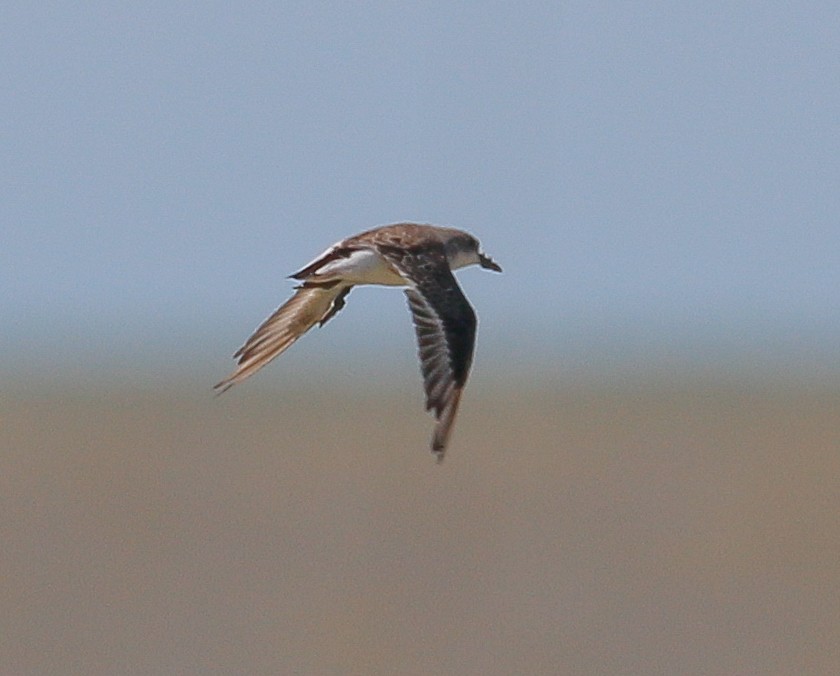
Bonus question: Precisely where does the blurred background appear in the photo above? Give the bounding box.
[2,2,838,674]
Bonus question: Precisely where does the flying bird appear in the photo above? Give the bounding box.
[215,223,502,461]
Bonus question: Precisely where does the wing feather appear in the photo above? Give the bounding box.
[385,244,477,460]
[215,284,352,392]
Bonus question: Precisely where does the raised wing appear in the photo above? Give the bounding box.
[215,283,352,392]
[381,244,477,460]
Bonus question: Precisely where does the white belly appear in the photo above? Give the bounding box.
[314,249,407,286]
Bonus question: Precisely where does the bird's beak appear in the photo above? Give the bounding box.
[479,253,502,272]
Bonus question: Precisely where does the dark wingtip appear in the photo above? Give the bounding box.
[431,439,446,463]
[213,379,233,396]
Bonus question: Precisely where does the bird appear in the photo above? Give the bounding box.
[215,223,502,461]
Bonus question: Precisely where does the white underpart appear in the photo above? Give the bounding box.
[314,248,407,286]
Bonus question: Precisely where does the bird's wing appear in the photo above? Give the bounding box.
[380,244,477,460]
[214,283,352,392]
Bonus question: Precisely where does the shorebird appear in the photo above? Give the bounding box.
[215,223,502,461]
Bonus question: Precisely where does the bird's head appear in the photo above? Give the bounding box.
[445,231,503,273]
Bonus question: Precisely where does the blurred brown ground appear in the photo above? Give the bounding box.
[2,376,838,675]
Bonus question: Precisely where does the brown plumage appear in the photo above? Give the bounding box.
[215,223,501,460]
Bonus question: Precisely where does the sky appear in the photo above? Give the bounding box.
[3,2,839,379]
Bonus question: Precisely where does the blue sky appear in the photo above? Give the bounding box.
[3,2,838,378]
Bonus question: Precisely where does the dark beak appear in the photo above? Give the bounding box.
[479,253,502,272]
